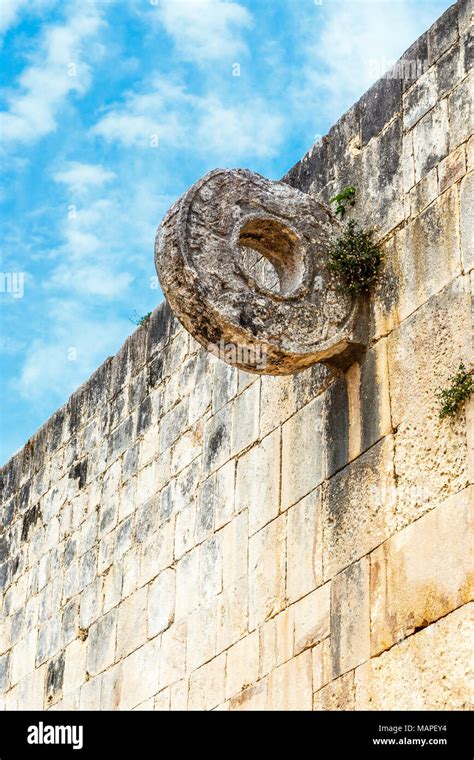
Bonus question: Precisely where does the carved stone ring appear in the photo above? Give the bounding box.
[155,169,366,375]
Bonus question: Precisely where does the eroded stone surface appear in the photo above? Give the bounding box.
[155,169,365,374]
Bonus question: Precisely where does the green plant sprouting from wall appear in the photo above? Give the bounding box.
[329,186,356,219]
[130,310,152,327]
[328,219,383,294]
[436,362,474,419]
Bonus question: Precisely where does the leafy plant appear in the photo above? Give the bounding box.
[129,310,152,327]
[329,186,356,219]
[328,220,383,294]
[436,362,473,419]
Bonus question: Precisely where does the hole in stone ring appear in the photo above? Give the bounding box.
[238,217,306,297]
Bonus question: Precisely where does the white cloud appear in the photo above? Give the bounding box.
[0,3,103,143]
[53,162,116,194]
[300,0,446,122]
[17,300,129,401]
[92,80,284,160]
[153,0,252,62]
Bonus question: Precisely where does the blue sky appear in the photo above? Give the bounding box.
[0,0,451,464]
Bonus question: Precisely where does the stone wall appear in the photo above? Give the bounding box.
[0,0,472,711]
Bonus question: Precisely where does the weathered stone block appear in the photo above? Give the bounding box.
[438,145,466,194]
[249,515,286,630]
[371,488,473,655]
[323,437,396,580]
[448,72,473,150]
[116,586,147,661]
[148,567,175,637]
[355,604,473,710]
[427,2,458,64]
[313,671,355,710]
[267,651,312,710]
[235,430,280,535]
[281,397,324,510]
[403,67,437,130]
[86,608,117,677]
[460,171,474,273]
[231,382,260,456]
[120,636,160,710]
[294,584,330,655]
[388,278,470,523]
[331,557,370,678]
[160,620,186,689]
[286,488,322,603]
[202,404,231,476]
[188,653,226,710]
[225,630,259,699]
[216,577,248,653]
[413,99,449,181]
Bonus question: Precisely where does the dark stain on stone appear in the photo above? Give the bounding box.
[0,561,10,592]
[0,536,9,563]
[146,300,174,359]
[208,425,225,465]
[377,264,399,314]
[148,354,164,389]
[325,375,349,478]
[136,396,152,436]
[69,458,88,489]
[21,504,41,542]
[46,652,65,701]
[17,481,31,513]
[360,350,380,454]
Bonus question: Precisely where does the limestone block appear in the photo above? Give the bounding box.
[159,620,186,689]
[186,603,216,672]
[63,639,87,696]
[231,382,260,456]
[79,674,102,710]
[175,548,200,619]
[313,671,355,710]
[286,489,322,603]
[148,567,175,637]
[311,638,331,693]
[379,187,460,330]
[322,437,396,580]
[294,584,330,655]
[225,630,259,699]
[460,171,474,273]
[153,689,169,711]
[355,604,473,710]
[11,630,36,686]
[331,558,370,678]
[221,510,248,589]
[174,503,196,560]
[229,680,267,711]
[448,71,474,150]
[438,145,466,194]
[267,651,312,710]
[138,516,174,587]
[216,577,248,653]
[403,67,437,130]
[120,636,160,710]
[170,679,188,710]
[212,357,238,413]
[199,535,222,600]
[259,609,294,678]
[427,2,458,64]
[249,515,286,630]
[370,488,473,655]
[409,167,438,217]
[202,404,232,476]
[235,430,280,535]
[388,278,470,523]
[413,99,449,181]
[281,397,324,510]
[86,608,117,677]
[116,586,147,661]
[188,653,226,711]
[100,663,122,710]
